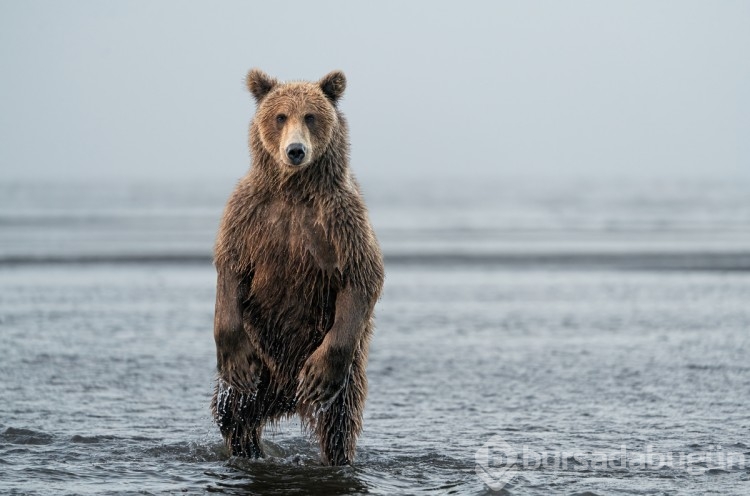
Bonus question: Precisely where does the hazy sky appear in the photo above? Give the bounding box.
[1,1,748,181]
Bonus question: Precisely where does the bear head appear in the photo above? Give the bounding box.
[246,68,346,169]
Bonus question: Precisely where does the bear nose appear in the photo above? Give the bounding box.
[286,143,307,165]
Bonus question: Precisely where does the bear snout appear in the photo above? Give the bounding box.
[286,143,307,166]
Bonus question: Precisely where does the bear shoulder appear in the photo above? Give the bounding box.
[323,181,384,298]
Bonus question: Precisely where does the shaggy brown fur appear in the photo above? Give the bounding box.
[211,69,384,466]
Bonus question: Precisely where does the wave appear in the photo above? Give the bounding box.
[2,251,750,271]
[1,427,54,445]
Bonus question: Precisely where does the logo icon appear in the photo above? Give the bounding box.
[475,434,518,491]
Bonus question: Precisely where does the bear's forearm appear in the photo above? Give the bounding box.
[323,284,371,359]
[213,265,246,369]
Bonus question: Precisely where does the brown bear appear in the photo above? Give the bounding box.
[211,68,384,466]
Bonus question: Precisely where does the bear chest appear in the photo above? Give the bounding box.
[251,199,339,279]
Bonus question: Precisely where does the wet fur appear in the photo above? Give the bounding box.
[211,69,384,465]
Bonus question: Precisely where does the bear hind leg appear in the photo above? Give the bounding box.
[314,353,367,466]
[212,378,265,458]
[227,421,263,458]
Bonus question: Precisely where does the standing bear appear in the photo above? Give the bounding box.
[211,69,384,466]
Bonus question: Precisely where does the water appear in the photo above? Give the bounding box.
[1,176,749,494]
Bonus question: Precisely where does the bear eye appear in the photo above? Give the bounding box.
[304,114,315,125]
[276,114,287,125]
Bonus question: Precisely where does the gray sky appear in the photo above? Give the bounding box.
[1,1,748,182]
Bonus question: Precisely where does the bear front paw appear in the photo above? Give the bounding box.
[219,356,263,396]
[296,346,351,412]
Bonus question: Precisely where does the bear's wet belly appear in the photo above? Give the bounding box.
[241,200,340,378]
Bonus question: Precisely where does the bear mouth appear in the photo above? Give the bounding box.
[281,159,309,169]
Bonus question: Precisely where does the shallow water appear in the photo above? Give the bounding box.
[1,178,750,494]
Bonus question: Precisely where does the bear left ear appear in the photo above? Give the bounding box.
[319,70,346,103]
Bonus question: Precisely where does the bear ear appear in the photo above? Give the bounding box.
[318,70,346,103]
[246,68,278,102]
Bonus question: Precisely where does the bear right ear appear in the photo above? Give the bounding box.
[319,70,346,103]
[246,68,278,102]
